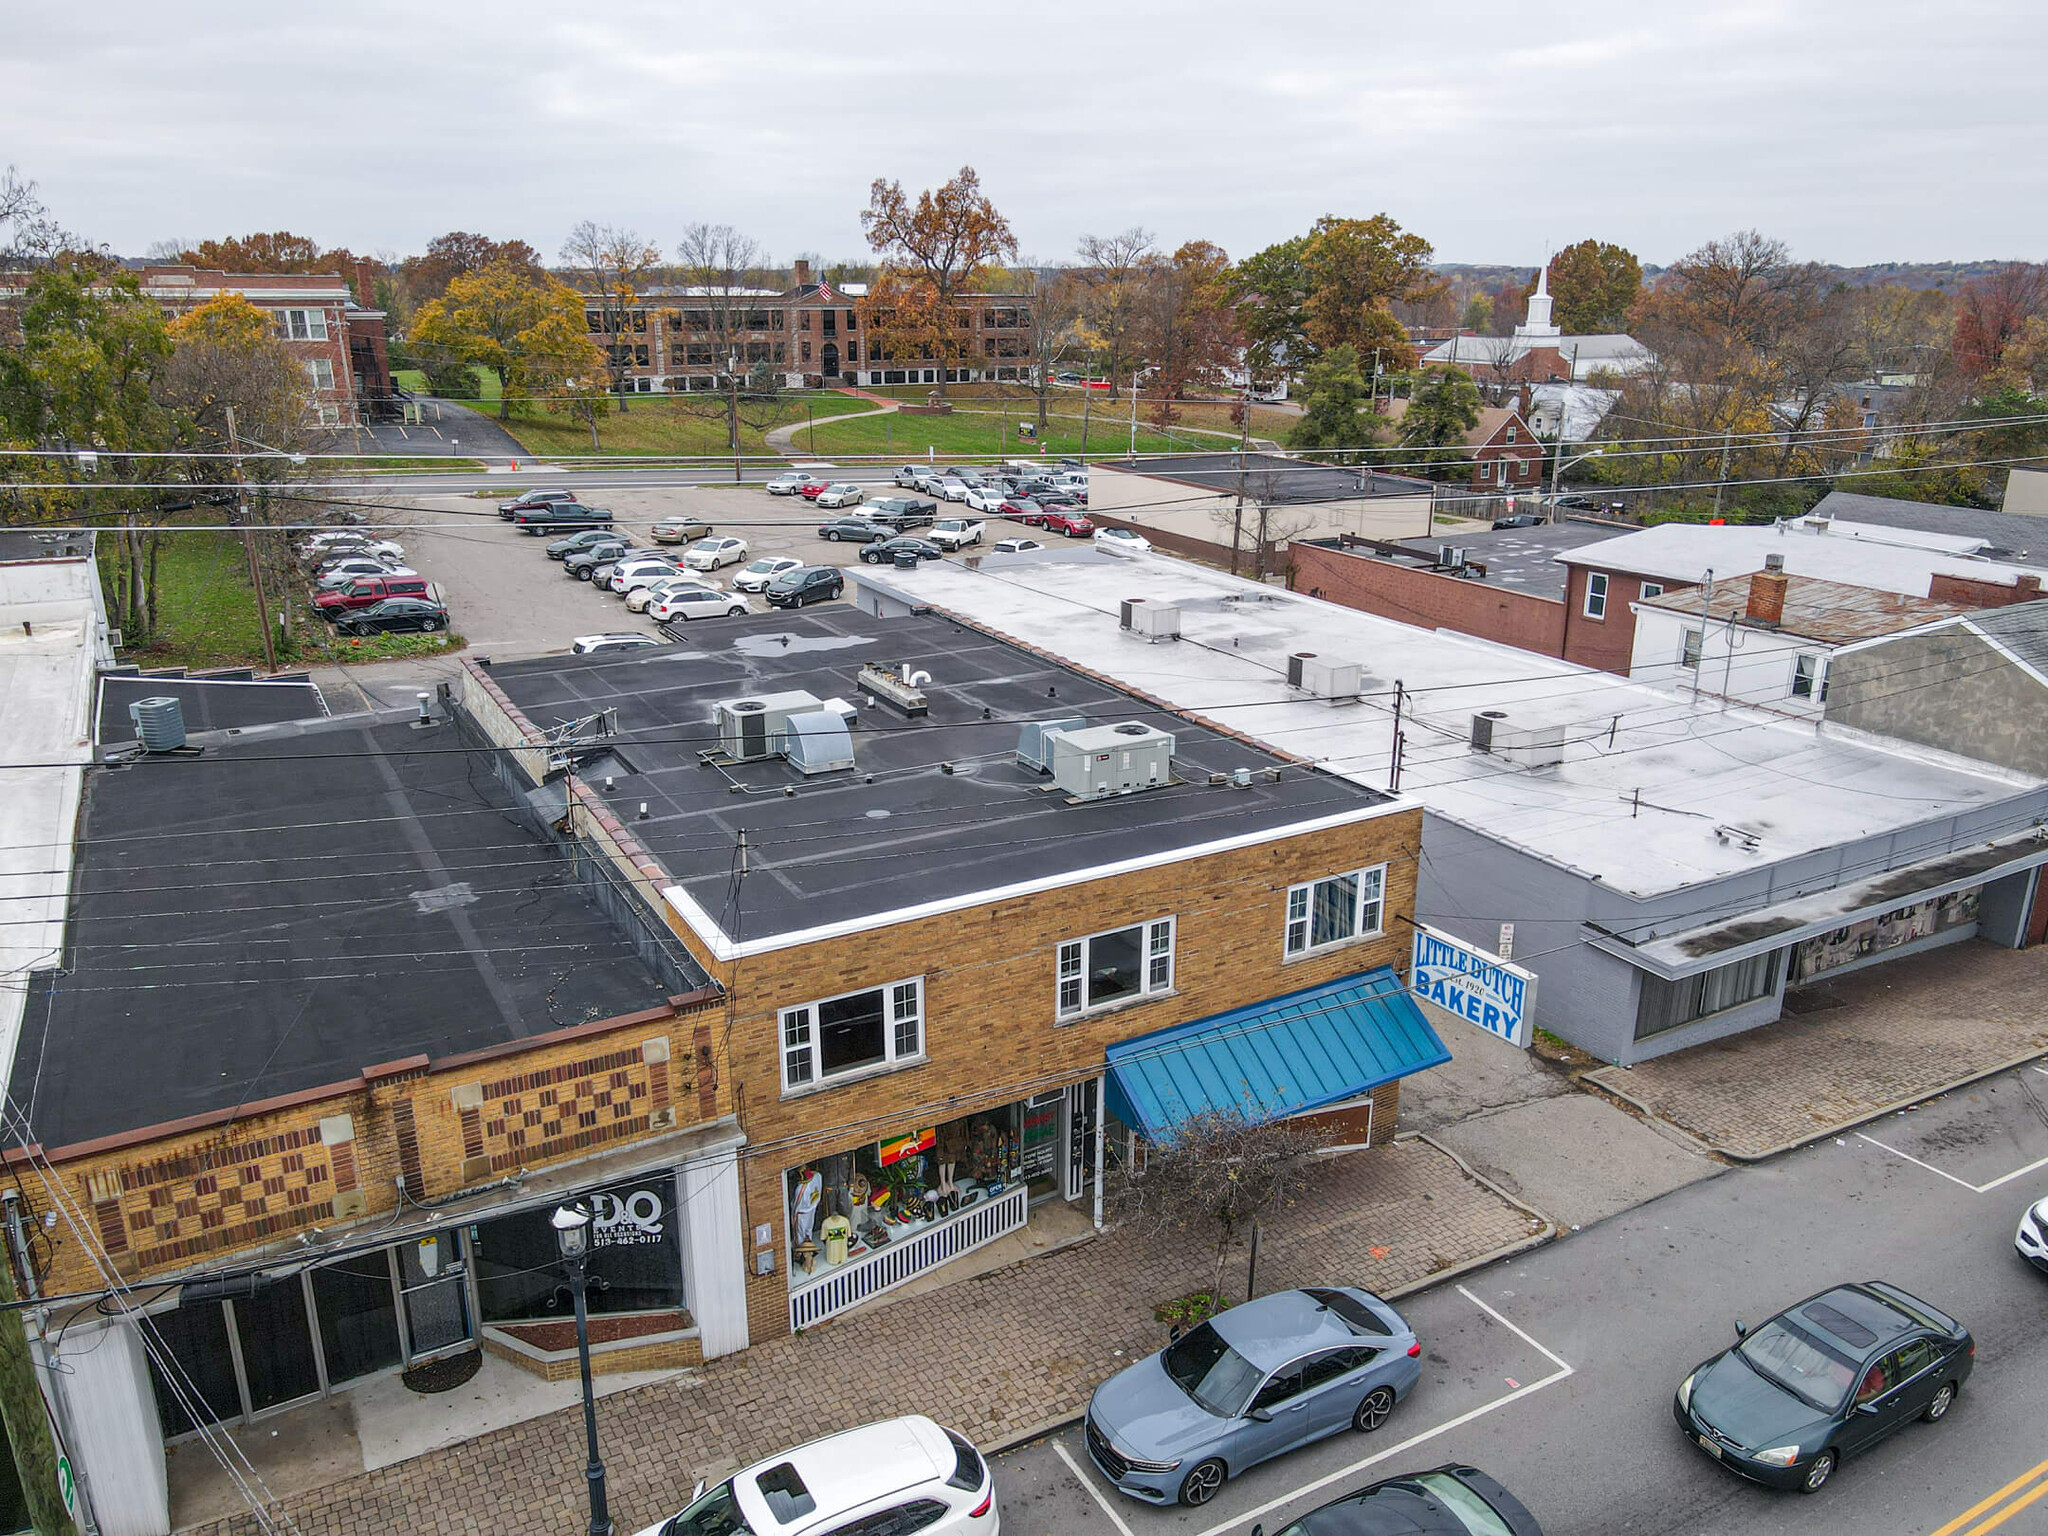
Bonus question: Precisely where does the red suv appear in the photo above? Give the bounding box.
[315,573,432,618]
[1039,509,1094,537]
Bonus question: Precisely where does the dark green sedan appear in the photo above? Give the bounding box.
[1673,1281,1972,1494]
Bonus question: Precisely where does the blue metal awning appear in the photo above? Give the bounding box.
[1103,968,1450,1142]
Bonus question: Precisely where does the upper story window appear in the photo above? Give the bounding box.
[1284,865,1386,958]
[781,978,924,1092]
[1792,652,1829,701]
[1680,628,1704,669]
[1057,918,1174,1021]
[275,308,328,342]
[304,358,335,391]
[1640,582,1665,599]
[1583,571,1609,619]
[1505,423,1518,443]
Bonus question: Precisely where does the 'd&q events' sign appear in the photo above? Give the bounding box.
[1411,925,1536,1048]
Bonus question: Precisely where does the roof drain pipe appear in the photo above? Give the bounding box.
[902,664,932,687]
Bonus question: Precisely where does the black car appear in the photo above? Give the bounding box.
[514,502,612,533]
[1249,1466,1540,1536]
[818,518,889,543]
[1491,513,1545,529]
[764,566,845,609]
[859,537,944,565]
[1674,1281,1972,1495]
[547,528,620,560]
[332,598,450,637]
[497,488,579,520]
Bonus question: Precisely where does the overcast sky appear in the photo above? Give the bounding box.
[4,0,2041,271]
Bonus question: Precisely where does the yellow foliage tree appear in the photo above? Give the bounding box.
[409,260,605,420]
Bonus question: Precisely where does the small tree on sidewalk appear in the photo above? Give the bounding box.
[1108,1104,1323,1302]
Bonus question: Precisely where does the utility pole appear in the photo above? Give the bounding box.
[0,1196,78,1536]
[4,1194,88,1536]
[1692,568,1714,703]
[1080,378,1093,455]
[224,406,278,675]
[1390,679,1406,792]
[727,356,742,485]
[1128,369,1139,461]
[1228,387,1252,576]
[1710,426,1734,521]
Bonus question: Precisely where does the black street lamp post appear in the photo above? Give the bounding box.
[552,1203,614,1536]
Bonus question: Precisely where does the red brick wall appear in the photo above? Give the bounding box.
[1290,541,1567,656]
[1929,571,2045,607]
[1560,566,1697,674]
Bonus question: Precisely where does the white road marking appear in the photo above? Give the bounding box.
[1052,1441,1138,1536]
[1856,1132,2048,1195]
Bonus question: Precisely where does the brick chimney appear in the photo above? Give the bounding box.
[1746,553,1788,627]
[2018,574,2042,600]
[792,258,812,288]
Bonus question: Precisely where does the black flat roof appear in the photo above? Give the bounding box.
[1391,521,1624,600]
[16,717,683,1150]
[97,674,328,745]
[483,610,1391,946]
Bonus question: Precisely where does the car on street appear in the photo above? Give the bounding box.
[2016,1194,2048,1273]
[1674,1280,1973,1494]
[650,587,750,623]
[563,540,632,578]
[570,633,660,656]
[859,537,945,565]
[1247,1465,1543,1536]
[930,518,984,551]
[626,574,719,613]
[651,515,714,544]
[514,502,612,533]
[331,597,450,637]
[818,517,889,544]
[992,538,1043,554]
[1039,509,1094,537]
[765,566,845,609]
[1095,527,1152,555]
[497,488,578,520]
[627,1415,996,1536]
[814,483,866,509]
[547,529,622,560]
[732,556,804,592]
[796,474,832,500]
[607,557,684,594]
[686,536,750,571]
[1089,1287,1422,1506]
[765,471,807,495]
[1491,513,1545,530]
[864,496,939,532]
[962,486,1005,514]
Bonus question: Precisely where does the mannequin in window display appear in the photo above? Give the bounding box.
[934,1120,969,1214]
[790,1165,823,1246]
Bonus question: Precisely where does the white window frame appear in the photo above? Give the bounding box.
[1284,864,1388,958]
[1640,582,1665,599]
[1680,628,1704,669]
[1055,918,1175,1022]
[1792,652,1828,701]
[305,357,335,392]
[277,307,329,342]
[779,976,925,1092]
[1583,571,1609,619]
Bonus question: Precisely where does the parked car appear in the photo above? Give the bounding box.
[1039,509,1095,537]
[626,574,719,613]
[2017,1194,2048,1273]
[548,528,623,560]
[607,557,685,594]
[331,597,450,637]
[765,566,845,609]
[796,474,832,500]
[992,538,1043,554]
[1491,513,1545,530]
[932,476,970,501]
[497,488,578,520]
[864,496,939,532]
[860,537,945,565]
[894,465,926,488]
[686,536,750,571]
[962,486,1005,514]
[732,556,803,592]
[815,483,866,510]
[1087,1287,1422,1507]
[314,558,414,588]
[301,533,403,563]
[514,502,612,533]
[563,540,633,579]
[651,515,713,544]
[818,517,890,544]
[1674,1281,1973,1494]
[1552,494,1597,512]
[1095,527,1152,555]
[650,587,750,623]
[930,518,985,551]
[765,471,807,496]
[314,574,433,618]
[570,633,660,655]
[1250,1466,1542,1536]
[907,465,941,491]
[998,497,1044,522]
[627,1416,996,1536]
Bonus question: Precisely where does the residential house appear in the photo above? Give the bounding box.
[1383,402,1545,496]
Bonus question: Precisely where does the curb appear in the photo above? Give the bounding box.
[1587,1044,2048,1164]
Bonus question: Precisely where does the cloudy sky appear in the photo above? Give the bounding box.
[4,0,2040,270]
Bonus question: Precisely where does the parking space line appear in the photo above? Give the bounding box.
[1052,1441,1139,1536]
[1185,1287,1574,1536]
[1856,1132,2048,1194]
[1972,1151,2048,1193]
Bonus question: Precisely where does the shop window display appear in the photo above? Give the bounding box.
[787,1107,1024,1282]
[471,1177,685,1321]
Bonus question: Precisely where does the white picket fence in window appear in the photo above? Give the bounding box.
[789,1184,1029,1332]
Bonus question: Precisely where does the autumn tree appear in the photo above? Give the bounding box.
[1949,264,2048,380]
[1075,228,1155,398]
[1460,293,1494,334]
[855,268,953,383]
[1546,240,1642,333]
[1135,241,1239,423]
[560,222,662,409]
[1234,214,1433,379]
[400,231,543,306]
[409,260,607,420]
[860,165,1017,401]
[1024,267,1086,439]
[0,166,84,269]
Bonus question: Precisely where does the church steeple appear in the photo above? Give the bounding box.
[1514,258,1559,340]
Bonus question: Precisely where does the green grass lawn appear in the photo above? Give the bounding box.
[498,392,868,458]
[795,404,1235,461]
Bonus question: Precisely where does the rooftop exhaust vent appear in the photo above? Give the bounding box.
[715,691,823,761]
[1048,722,1176,802]
[1016,716,1087,772]
[129,696,187,752]
[1119,598,1181,642]
[779,710,857,775]
[856,661,930,716]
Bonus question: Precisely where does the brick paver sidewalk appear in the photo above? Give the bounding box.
[192,1139,1540,1536]
[1589,940,2048,1158]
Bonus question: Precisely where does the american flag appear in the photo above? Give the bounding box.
[817,279,838,302]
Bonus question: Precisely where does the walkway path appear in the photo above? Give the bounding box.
[764,396,897,458]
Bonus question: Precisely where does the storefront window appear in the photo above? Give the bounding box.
[1791,887,1979,983]
[313,1254,402,1385]
[142,1299,242,1436]
[1635,951,1781,1039]
[472,1178,685,1322]
[235,1278,322,1412]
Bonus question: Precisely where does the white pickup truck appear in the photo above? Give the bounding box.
[929,517,985,551]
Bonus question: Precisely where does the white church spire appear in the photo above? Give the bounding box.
[1514,256,1560,340]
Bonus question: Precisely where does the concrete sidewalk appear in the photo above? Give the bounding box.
[186,1139,1542,1535]
[1588,940,2048,1159]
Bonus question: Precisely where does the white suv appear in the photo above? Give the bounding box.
[634,1416,996,1536]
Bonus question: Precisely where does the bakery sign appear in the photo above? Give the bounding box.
[588,1187,667,1247]
[1411,925,1536,1049]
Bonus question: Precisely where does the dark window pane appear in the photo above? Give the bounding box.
[1251,1364,1306,1411]
[313,1255,402,1384]
[474,1181,684,1321]
[142,1300,241,1436]
[234,1279,321,1412]
[1086,927,1143,1007]
[819,989,886,1076]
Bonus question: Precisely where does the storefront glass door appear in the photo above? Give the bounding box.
[398,1231,473,1361]
[231,1279,322,1413]
[312,1253,404,1385]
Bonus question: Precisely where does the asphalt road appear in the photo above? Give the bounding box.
[991,1066,2048,1536]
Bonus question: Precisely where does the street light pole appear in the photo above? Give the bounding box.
[552,1204,613,1536]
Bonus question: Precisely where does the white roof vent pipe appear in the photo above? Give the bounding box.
[901,663,933,687]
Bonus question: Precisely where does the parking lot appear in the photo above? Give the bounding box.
[366,477,1080,659]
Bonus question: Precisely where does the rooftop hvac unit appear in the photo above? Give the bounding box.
[1469,710,1565,770]
[129,696,187,752]
[1016,716,1087,773]
[1049,722,1176,801]
[1437,546,1468,570]
[1291,654,1362,700]
[716,690,823,762]
[778,710,856,775]
[1119,599,1181,642]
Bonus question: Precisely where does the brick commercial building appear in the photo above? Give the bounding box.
[463,608,1441,1346]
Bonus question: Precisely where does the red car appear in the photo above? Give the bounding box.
[1039,510,1095,537]
[797,475,832,500]
[998,497,1044,524]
